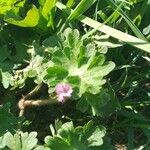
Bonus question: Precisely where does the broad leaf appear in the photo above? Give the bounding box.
[0,103,22,136]
[5,6,39,27]
[0,45,10,63]
[45,136,72,150]
[88,126,106,146]
[0,136,5,149]
[3,131,38,150]
[0,0,25,15]
[45,121,106,149]
[0,71,13,89]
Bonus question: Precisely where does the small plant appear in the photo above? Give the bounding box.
[9,28,115,116]
[0,121,106,150]
[0,0,150,149]
[45,121,106,150]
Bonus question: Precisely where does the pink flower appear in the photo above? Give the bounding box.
[55,83,73,103]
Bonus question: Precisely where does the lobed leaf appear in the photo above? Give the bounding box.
[2,131,38,150]
[45,121,106,149]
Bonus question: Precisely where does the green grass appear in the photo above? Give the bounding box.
[0,0,150,149]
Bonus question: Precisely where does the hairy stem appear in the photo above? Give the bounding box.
[18,84,56,117]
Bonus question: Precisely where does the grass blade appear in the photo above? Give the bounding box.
[106,0,147,41]
[56,1,150,53]
[68,0,97,21]
[66,0,75,8]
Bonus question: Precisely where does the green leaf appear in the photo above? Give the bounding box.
[0,45,10,63]
[45,66,68,80]
[0,103,22,137]
[68,0,97,21]
[66,76,81,86]
[0,0,25,15]
[78,61,115,95]
[0,135,5,149]
[26,69,37,78]
[143,24,150,35]
[54,119,63,133]
[45,121,106,149]
[106,0,146,41]
[46,28,115,96]
[66,0,75,8]
[38,0,46,6]
[94,34,123,48]
[43,35,59,47]
[63,28,81,49]
[45,136,71,150]
[42,0,57,28]
[88,126,106,146]
[0,71,13,89]
[57,122,74,139]
[85,90,111,116]
[56,2,150,53]
[3,131,38,150]
[5,6,39,27]
[76,98,89,113]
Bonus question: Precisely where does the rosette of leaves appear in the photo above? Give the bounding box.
[45,121,106,150]
[44,28,115,97]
